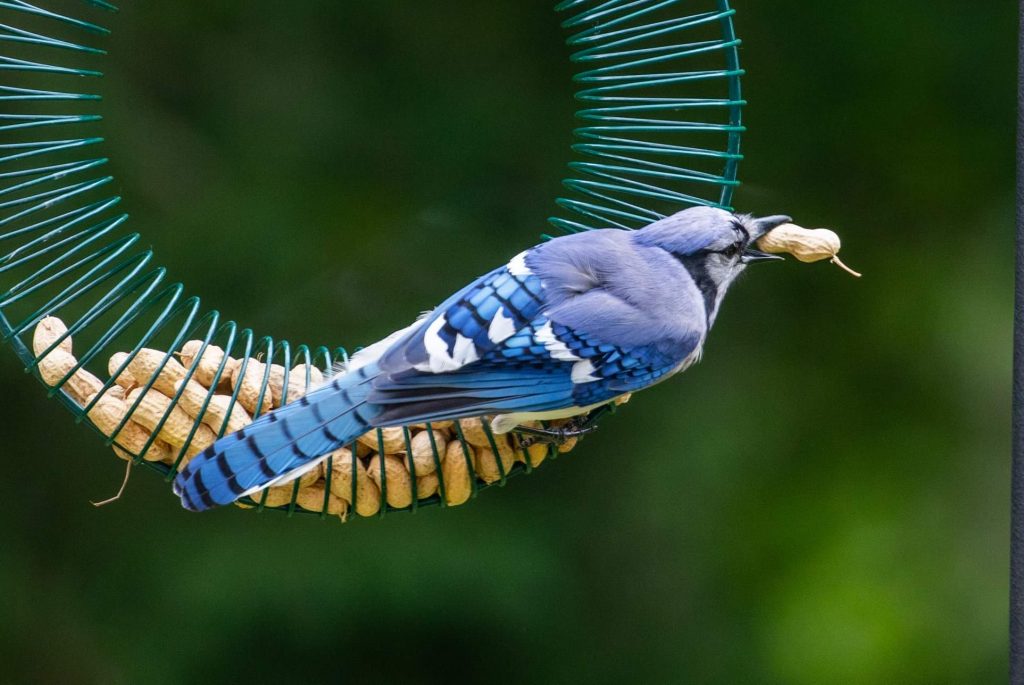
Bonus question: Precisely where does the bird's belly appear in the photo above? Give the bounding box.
[489,400,619,434]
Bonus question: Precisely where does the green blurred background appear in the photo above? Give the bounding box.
[0,1,1015,683]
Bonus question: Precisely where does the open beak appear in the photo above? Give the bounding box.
[750,214,793,240]
[742,248,784,264]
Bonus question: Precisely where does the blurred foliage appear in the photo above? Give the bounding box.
[0,1,1014,683]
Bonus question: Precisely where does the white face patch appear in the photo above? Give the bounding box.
[508,251,532,277]
[488,306,517,344]
[416,316,480,373]
[535,320,579,361]
[704,254,744,326]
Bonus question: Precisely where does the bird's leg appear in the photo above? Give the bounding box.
[512,414,600,448]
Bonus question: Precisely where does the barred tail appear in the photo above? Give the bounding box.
[173,363,380,511]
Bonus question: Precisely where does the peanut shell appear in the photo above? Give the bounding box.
[295,481,348,517]
[442,440,474,506]
[357,426,407,455]
[38,349,103,405]
[32,316,72,357]
[515,440,550,468]
[230,359,271,415]
[416,471,440,500]
[107,352,137,392]
[273,364,325,406]
[474,445,514,485]
[457,417,494,448]
[367,454,414,509]
[178,340,231,388]
[173,378,252,436]
[125,348,188,397]
[125,387,216,455]
[757,223,861,277]
[85,392,171,463]
[325,448,381,517]
[558,436,578,453]
[402,429,446,476]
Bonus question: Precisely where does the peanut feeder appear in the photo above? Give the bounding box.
[34,317,572,519]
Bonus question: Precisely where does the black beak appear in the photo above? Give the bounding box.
[750,214,793,240]
[742,248,784,264]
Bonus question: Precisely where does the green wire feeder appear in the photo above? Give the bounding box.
[0,0,745,520]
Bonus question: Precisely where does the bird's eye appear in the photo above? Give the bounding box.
[721,243,741,258]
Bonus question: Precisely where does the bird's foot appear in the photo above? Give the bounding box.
[512,416,598,448]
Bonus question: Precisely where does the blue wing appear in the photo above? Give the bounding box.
[379,253,546,374]
[367,238,703,425]
[370,315,699,425]
[366,313,696,423]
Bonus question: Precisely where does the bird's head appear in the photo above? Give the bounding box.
[632,206,791,322]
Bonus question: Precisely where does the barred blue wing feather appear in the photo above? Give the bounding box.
[174,364,382,511]
[379,253,546,373]
[370,315,702,425]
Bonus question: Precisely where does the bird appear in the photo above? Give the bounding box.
[173,206,791,511]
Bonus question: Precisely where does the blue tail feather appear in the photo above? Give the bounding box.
[173,363,381,511]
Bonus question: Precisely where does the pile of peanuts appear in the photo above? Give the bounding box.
[32,317,577,519]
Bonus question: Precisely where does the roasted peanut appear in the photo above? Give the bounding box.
[125,348,188,396]
[757,223,861,277]
[295,480,348,517]
[457,417,494,448]
[474,445,515,485]
[515,440,551,468]
[85,392,171,463]
[230,359,272,415]
[357,426,407,455]
[273,364,325,406]
[248,469,320,506]
[409,420,454,432]
[173,379,252,436]
[402,429,446,476]
[256,483,298,508]
[416,471,440,499]
[442,440,474,506]
[367,454,414,509]
[178,340,232,388]
[125,387,216,455]
[32,316,72,357]
[108,352,137,392]
[325,448,381,517]
[38,349,103,405]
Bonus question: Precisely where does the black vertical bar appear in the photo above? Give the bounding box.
[1013,0,1024,680]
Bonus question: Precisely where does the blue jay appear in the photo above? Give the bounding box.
[174,207,791,511]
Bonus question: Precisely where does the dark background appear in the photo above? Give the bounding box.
[0,1,1015,683]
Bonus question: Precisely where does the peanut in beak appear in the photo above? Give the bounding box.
[756,223,861,278]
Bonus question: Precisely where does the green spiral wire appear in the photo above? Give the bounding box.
[0,0,743,520]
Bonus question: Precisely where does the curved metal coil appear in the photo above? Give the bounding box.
[551,0,743,233]
[0,0,743,520]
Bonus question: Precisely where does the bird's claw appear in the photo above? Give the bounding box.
[512,417,599,448]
